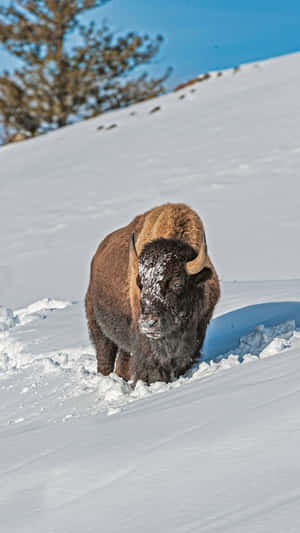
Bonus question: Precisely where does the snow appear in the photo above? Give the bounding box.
[1,52,300,532]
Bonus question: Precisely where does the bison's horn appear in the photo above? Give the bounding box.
[185,232,208,275]
[129,232,138,269]
[130,232,138,257]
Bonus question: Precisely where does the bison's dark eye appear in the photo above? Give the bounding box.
[136,275,143,290]
[170,280,184,291]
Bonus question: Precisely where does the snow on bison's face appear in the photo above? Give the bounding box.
[134,238,212,340]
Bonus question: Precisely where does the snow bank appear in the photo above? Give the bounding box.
[0,298,73,371]
[16,297,72,325]
[94,319,295,414]
[0,296,296,416]
[0,306,18,331]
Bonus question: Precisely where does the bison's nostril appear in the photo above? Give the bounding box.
[147,318,158,328]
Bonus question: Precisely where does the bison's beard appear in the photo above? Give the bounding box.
[139,310,192,341]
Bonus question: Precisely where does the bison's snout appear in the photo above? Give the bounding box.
[145,317,158,328]
[139,315,161,339]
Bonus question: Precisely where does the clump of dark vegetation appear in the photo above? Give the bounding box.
[149,105,161,114]
[174,73,211,92]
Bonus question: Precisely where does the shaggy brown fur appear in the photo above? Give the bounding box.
[85,203,220,384]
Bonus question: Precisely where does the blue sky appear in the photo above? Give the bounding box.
[0,0,300,88]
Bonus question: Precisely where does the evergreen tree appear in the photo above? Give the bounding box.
[0,0,170,143]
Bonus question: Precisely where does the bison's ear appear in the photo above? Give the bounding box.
[193,266,213,285]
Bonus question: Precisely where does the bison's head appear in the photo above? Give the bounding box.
[130,234,212,340]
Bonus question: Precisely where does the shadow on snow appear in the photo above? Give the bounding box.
[203,301,300,361]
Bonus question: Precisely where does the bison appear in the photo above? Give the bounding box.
[85,203,220,384]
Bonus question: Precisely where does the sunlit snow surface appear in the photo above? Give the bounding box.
[1,285,300,418]
[1,53,300,532]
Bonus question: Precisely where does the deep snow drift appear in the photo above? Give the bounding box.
[1,53,300,532]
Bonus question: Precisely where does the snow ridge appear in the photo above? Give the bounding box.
[0,298,296,417]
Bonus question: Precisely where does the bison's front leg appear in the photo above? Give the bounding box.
[95,330,118,375]
[86,292,117,375]
[115,349,132,381]
[131,354,164,385]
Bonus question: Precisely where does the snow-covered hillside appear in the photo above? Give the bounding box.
[1,53,300,532]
